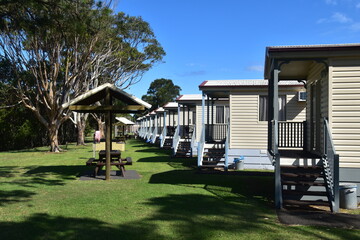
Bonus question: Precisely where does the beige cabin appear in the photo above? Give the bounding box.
[198,79,306,170]
[265,43,360,211]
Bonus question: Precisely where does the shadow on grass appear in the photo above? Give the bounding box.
[25,165,90,180]
[0,190,36,207]
[0,197,358,240]
[138,156,197,170]
[135,148,171,154]
[149,169,275,204]
[1,165,90,189]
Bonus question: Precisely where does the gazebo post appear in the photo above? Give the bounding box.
[105,89,112,181]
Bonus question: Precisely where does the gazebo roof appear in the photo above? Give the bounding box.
[63,83,151,113]
[115,117,135,125]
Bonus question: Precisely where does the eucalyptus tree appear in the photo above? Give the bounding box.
[73,11,166,144]
[0,0,165,150]
[0,0,114,151]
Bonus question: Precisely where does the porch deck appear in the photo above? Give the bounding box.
[279,150,321,160]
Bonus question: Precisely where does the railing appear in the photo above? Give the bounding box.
[140,127,146,138]
[278,121,306,149]
[151,126,157,144]
[157,126,163,135]
[147,127,154,141]
[197,126,205,167]
[190,125,196,155]
[205,123,227,142]
[323,118,339,213]
[179,125,192,139]
[160,125,167,148]
[166,126,176,136]
[224,124,229,170]
[172,125,180,155]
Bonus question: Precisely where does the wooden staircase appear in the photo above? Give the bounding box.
[174,140,192,158]
[201,144,225,170]
[163,138,173,149]
[281,164,331,208]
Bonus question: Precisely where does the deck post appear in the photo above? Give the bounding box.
[333,154,340,212]
[269,66,282,209]
[207,94,210,142]
[105,88,112,181]
[202,93,206,143]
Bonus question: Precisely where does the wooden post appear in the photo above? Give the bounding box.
[105,88,112,181]
[202,93,205,142]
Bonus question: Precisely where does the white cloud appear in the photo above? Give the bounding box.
[332,12,352,23]
[317,12,352,24]
[246,65,263,72]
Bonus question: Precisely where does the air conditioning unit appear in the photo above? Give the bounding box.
[298,91,307,102]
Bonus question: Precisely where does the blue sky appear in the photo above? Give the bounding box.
[116,0,360,99]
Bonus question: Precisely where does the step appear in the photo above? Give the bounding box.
[177,150,191,154]
[283,199,330,207]
[281,165,323,170]
[282,190,328,196]
[203,160,225,164]
[281,172,324,178]
[200,165,225,168]
[282,180,326,186]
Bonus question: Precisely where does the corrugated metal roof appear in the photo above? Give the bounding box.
[267,43,360,50]
[155,107,165,112]
[177,94,203,101]
[163,102,178,108]
[200,79,302,87]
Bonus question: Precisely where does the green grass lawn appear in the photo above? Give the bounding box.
[0,139,359,240]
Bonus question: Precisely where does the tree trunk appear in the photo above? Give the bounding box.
[49,124,61,152]
[76,115,86,145]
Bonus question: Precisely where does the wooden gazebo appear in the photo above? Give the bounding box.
[63,83,151,180]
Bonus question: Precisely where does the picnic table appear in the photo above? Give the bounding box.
[86,150,132,178]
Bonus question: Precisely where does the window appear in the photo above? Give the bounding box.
[216,106,230,123]
[259,95,286,121]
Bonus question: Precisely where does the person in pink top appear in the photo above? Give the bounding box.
[94,130,101,143]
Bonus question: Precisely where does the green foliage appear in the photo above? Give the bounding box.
[142,78,181,111]
[0,106,47,151]
[0,0,165,151]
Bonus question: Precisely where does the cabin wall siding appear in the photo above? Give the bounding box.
[330,58,360,168]
[229,88,306,149]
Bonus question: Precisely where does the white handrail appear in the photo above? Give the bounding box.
[151,127,157,144]
[224,123,229,170]
[197,126,205,167]
[172,125,180,155]
[190,125,196,154]
[160,126,167,148]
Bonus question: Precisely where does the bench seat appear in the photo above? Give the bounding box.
[86,157,133,177]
